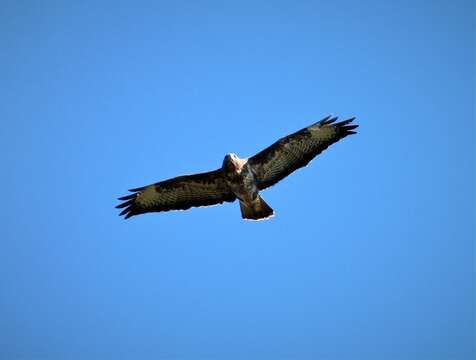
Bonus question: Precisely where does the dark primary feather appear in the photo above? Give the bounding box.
[248,115,358,190]
[116,169,236,219]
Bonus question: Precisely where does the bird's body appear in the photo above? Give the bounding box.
[225,167,256,202]
[222,153,255,201]
[116,115,358,220]
[222,154,274,220]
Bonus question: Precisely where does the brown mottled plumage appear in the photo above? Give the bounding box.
[116,115,358,220]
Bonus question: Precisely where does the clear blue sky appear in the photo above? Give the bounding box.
[1,1,474,359]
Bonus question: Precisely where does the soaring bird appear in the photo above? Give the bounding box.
[116,115,358,221]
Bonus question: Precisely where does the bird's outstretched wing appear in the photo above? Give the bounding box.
[248,116,358,190]
[116,169,236,219]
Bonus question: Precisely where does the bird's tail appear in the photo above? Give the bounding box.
[239,196,274,221]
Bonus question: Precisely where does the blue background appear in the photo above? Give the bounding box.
[1,1,474,359]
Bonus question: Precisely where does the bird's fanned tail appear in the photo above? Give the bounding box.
[239,196,274,221]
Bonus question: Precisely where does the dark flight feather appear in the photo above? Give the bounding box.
[116,169,236,219]
[248,115,358,190]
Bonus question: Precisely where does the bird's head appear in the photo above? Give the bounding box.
[222,153,239,172]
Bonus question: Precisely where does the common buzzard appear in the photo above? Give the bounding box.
[116,115,358,220]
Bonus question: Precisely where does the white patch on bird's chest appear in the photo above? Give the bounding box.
[232,157,247,173]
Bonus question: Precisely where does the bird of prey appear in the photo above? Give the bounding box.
[116,115,358,221]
